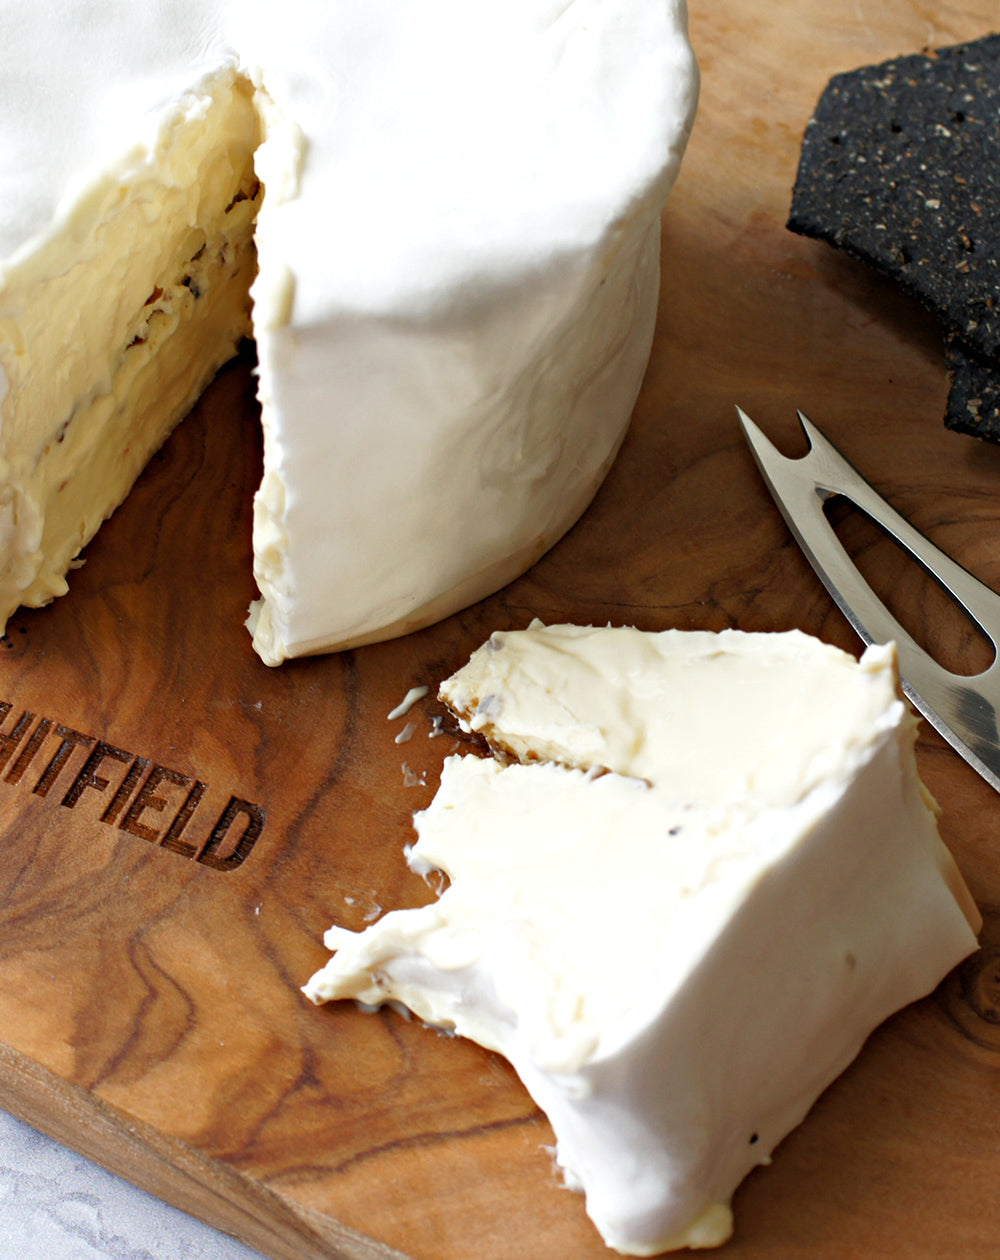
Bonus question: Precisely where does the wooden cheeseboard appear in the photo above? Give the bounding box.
[3,1,1000,1256]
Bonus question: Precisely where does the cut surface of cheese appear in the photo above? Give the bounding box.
[0,2,698,663]
[304,623,981,1255]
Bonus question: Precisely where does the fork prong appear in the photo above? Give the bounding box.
[794,409,828,452]
[735,405,791,474]
[794,409,843,482]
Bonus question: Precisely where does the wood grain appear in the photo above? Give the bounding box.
[3,2,1000,1256]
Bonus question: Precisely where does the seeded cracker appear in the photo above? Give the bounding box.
[787,33,1000,443]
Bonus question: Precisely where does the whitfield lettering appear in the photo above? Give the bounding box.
[0,701,264,870]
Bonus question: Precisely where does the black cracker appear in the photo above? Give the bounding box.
[945,336,1000,442]
[787,32,1000,443]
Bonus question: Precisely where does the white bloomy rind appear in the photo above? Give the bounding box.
[304,624,980,1255]
[0,2,698,663]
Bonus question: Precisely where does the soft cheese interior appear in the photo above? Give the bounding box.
[304,623,981,1256]
[0,65,261,619]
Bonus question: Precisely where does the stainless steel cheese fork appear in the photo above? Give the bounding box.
[737,406,1000,793]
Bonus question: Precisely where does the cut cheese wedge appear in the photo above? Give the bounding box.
[304,624,980,1254]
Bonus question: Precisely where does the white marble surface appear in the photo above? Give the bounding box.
[0,1109,268,1260]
